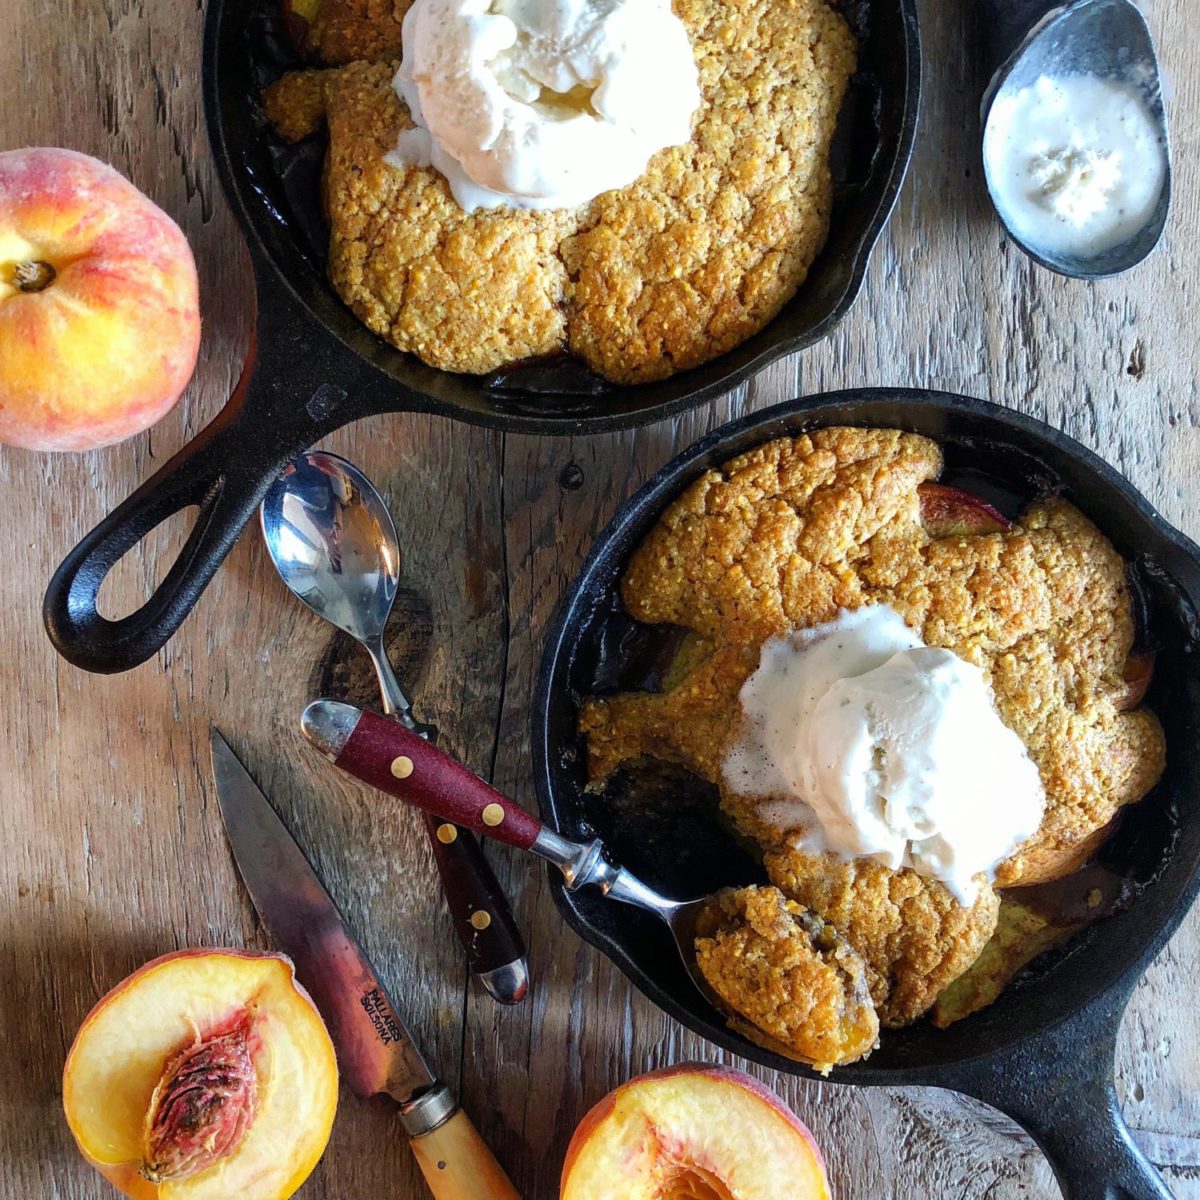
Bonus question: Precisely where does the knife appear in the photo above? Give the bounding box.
[210,729,521,1200]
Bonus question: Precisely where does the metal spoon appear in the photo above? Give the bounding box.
[302,697,863,1068]
[978,0,1171,278]
[261,451,528,1004]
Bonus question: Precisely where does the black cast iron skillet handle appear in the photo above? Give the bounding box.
[44,291,385,674]
[938,980,1172,1200]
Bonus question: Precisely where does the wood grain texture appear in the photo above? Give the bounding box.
[0,1,1196,1198]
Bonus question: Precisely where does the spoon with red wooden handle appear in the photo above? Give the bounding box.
[301,698,750,1030]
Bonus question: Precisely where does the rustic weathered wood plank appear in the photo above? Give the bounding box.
[1,0,1196,1197]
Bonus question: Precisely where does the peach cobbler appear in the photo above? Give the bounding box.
[263,0,856,381]
[580,428,1165,1064]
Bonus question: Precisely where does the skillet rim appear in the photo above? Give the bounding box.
[530,386,1200,1084]
[200,0,924,436]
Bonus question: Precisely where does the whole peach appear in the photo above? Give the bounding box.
[0,148,200,451]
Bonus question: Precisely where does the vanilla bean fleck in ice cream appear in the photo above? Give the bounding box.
[387,0,702,211]
[723,605,1046,903]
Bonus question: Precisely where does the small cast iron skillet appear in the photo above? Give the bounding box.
[42,0,919,675]
[534,388,1200,1200]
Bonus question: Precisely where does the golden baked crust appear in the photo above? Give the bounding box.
[275,62,576,373]
[763,851,1000,1028]
[302,0,410,65]
[263,70,328,145]
[264,0,856,380]
[559,0,855,382]
[931,897,1075,1029]
[694,885,879,1068]
[579,428,1166,1026]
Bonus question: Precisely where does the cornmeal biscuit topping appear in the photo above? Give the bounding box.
[694,885,879,1069]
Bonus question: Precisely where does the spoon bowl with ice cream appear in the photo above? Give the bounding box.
[978,0,1171,278]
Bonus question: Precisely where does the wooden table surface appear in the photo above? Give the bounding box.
[3,1,1197,1197]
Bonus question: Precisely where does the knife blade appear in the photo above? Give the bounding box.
[211,729,521,1200]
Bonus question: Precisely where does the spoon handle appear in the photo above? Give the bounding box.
[362,642,526,999]
[366,638,427,733]
[421,811,529,1004]
[305,701,544,848]
[302,700,678,914]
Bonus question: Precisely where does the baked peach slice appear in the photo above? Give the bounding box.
[279,0,322,51]
[932,898,1078,1028]
[63,950,337,1200]
[918,482,1010,538]
[561,1064,830,1200]
[1116,652,1155,711]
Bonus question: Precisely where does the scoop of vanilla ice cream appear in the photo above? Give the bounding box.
[723,606,1045,903]
[389,0,701,211]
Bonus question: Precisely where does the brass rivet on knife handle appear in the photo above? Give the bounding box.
[482,803,505,827]
[470,910,492,931]
[436,823,458,844]
[391,755,415,779]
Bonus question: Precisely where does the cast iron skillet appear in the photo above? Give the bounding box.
[42,0,919,675]
[534,388,1200,1200]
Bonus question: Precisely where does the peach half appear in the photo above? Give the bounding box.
[63,950,338,1200]
[561,1064,830,1200]
[0,148,200,451]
